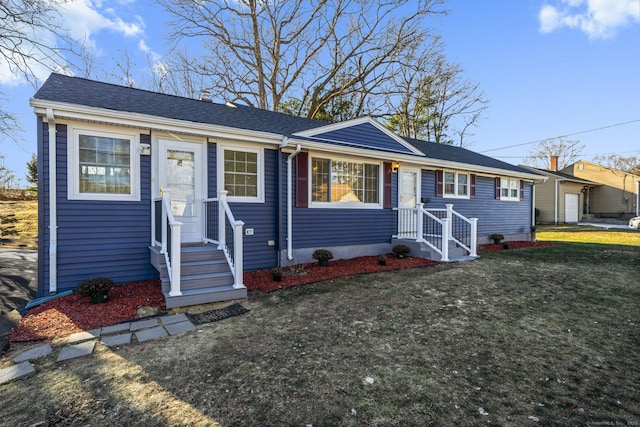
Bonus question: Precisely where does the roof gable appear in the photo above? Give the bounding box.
[293,117,423,156]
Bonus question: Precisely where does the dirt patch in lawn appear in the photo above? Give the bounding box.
[5,241,634,427]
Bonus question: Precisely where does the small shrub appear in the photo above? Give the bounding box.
[378,255,387,266]
[76,277,114,297]
[312,249,334,266]
[270,267,283,282]
[489,233,504,244]
[312,249,334,261]
[392,244,410,258]
[288,263,307,275]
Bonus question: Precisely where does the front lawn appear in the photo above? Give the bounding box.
[1,240,638,425]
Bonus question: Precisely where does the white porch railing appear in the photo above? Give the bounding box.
[394,203,478,261]
[203,191,245,289]
[151,190,183,296]
[152,190,245,296]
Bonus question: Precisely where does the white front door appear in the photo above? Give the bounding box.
[565,193,579,223]
[158,139,205,243]
[398,167,420,238]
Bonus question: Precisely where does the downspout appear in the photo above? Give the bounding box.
[531,184,536,227]
[46,108,57,294]
[554,179,559,225]
[276,137,286,266]
[286,143,301,261]
[636,181,639,217]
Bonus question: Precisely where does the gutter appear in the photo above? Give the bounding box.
[46,108,57,294]
[286,143,301,261]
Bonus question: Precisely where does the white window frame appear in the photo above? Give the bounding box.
[443,170,470,199]
[309,154,383,209]
[217,142,265,203]
[500,177,520,201]
[67,124,141,201]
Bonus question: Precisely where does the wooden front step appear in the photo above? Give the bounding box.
[163,285,247,309]
[149,243,246,308]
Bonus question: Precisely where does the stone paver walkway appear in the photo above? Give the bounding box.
[1,313,196,384]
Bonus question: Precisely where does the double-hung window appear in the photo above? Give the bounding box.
[311,156,381,207]
[217,143,264,203]
[444,171,470,198]
[68,126,140,201]
[500,177,520,201]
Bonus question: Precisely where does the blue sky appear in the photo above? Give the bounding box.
[1,0,639,185]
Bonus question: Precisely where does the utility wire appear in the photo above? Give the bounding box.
[480,118,640,154]
[495,148,640,159]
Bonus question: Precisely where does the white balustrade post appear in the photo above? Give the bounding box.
[416,203,424,242]
[445,204,454,240]
[470,218,478,257]
[218,190,228,250]
[169,221,182,296]
[441,218,450,262]
[161,189,170,254]
[233,220,245,289]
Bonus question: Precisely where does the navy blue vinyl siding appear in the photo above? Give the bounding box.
[39,124,157,297]
[313,122,416,155]
[421,170,533,237]
[282,151,395,251]
[208,142,279,270]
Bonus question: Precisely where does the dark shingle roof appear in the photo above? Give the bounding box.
[403,137,532,175]
[34,74,541,177]
[33,73,327,136]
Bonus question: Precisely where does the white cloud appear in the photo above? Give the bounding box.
[0,0,145,85]
[538,0,640,39]
[60,0,144,40]
[139,39,151,53]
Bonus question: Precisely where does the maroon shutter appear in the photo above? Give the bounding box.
[470,174,476,198]
[520,180,525,201]
[296,152,309,208]
[495,177,501,200]
[383,162,392,208]
[436,170,443,197]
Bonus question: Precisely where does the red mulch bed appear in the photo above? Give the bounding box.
[7,280,165,343]
[5,242,551,344]
[244,255,439,293]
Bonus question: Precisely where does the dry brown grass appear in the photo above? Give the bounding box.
[0,200,37,249]
[1,240,638,426]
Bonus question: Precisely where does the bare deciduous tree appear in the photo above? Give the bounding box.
[0,0,77,141]
[160,0,445,119]
[523,137,585,170]
[592,154,640,175]
[385,52,488,146]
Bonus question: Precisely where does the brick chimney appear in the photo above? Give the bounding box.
[550,155,558,172]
